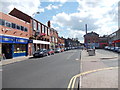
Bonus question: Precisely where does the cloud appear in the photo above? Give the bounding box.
[45,4,63,10]
[1,0,41,16]
[52,0,119,42]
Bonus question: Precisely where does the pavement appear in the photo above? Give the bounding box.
[80,49,119,88]
[0,56,33,66]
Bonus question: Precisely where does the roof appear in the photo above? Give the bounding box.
[9,8,32,23]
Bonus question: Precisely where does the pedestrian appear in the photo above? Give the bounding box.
[2,53,6,60]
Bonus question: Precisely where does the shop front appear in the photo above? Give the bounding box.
[0,35,29,59]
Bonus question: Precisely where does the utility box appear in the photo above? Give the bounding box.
[88,49,95,56]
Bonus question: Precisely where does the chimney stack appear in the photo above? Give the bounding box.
[47,20,51,28]
[85,24,87,34]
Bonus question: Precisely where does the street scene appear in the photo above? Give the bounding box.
[0,0,120,89]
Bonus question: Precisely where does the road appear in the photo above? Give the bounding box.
[3,49,81,88]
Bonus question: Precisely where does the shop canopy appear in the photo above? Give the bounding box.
[33,40,50,44]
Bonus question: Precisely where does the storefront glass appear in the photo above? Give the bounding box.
[14,44,26,53]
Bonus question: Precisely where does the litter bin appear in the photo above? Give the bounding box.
[88,49,95,56]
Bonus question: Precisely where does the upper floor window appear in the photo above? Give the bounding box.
[21,26,24,31]
[42,25,44,33]
[45,27,47,35]
[17,25,21,30]
[5,21,11,28]
[38,23,41,32]
[11,23,16,29]
[48,28,50,35]
[33,20,37,30]
[24,28,28,32]
[0,19,5,26]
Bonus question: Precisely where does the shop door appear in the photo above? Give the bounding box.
[2,44,13,59]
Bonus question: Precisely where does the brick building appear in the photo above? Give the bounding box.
[99,35,108,48]
[49,28,58,49]
[108,28,120,47]
[58,37,65,49]
[9,8,51,53]
[0,12,30,59]
[84,31,99,48]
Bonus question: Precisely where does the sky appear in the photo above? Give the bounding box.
[1,0,119,43]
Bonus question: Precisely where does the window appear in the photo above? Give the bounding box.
[38,23,41,32]
[5,21,11,27]
[33,20,37,30]
[21,26,24,31]
[0,19,5,25]
[14,44,26,53]
[56,38,58,43]
[48,28,50,35]
[12,23,16,29]
[42,25,44,33]
[17,25,21,30]
[45,27,47,35]
[24,28,28,32]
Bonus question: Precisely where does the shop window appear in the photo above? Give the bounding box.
[0,19,5,26]
[14,44,26,53]
[5,21,11,28]
[12,23,16,29]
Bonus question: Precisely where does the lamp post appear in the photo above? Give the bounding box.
[32,11,40,51]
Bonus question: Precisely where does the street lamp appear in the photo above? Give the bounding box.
[32,12,40,17]
[32,12,40,51]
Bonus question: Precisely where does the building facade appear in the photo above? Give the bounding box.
[99,35,108,48]
[84,31,99,48]
[9,8,51,54]
[0,12,30,59]
[108,29,120,47]
[58,37,65,49]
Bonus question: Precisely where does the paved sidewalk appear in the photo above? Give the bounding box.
[0,56,33,66]
[80,49,118,88]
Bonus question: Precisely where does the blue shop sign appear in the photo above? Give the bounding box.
[0,36,15,43]
[15,38,28,44]
[0,36,29,44]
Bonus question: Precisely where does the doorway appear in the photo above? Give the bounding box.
[2,43,13,59]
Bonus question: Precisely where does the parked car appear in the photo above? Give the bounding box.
[60,48,64,52]
[110,46,115,51]
[64,48,67,51]
[104,46,109,49]
[114,47,120,52]
[117,48,120,53]
[47,49,54,55]
[55,48,61,53]
[33,49,48,57]
[107,46,111,50]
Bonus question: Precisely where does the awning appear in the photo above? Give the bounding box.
[33,40,50,44]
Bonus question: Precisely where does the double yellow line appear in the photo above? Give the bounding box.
[67,67,118,89]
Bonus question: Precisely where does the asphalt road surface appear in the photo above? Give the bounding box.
[3,49,81,88]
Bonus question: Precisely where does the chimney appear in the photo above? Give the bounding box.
[85,24,87,34]
[47,20,51,28]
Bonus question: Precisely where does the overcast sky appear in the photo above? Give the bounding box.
[1,0,119,43]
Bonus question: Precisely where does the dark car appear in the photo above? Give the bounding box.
[47,49,54,55]
[55,48,61,53]
[33,49,48,57]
